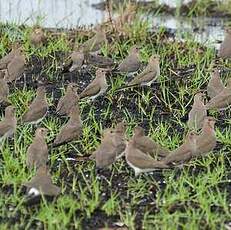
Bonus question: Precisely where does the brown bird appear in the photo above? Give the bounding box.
[0,106,17,142]
[0,71,9,104]
[192,116,217,157]
[207,69,224,99]
[4,50,26,83]
[26,128,48,170]
[86,53,115,68]
[187,93,207,131]
[131,126,170,158]
[218,28,231,58]
[205,79,231,110]
[125,139,168,176]
[30,27,46,47]
[163,131,198,165]
[79,68,108,100]
[21,86,49,124]
[69,51,85,72]
[53,105,82,147]
[0,44,21,70]
[56,83,79,116]
[127,54,160,87]
[92,122,126,168]
[24,165,61,197]
[117,46,141,75]
[80,26,107,53]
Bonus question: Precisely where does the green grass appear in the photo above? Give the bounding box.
[0,7,231,230]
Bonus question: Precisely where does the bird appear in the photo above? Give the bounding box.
[205,79,231,110]
[21,86,49,124]
[4,50,26,83]
[56,83,79,116]
[0,71,9,104]
[24,165,61,197]
[26,128,48,170]
[207,69,224,99]
[0,43,22,70]
[79,26,107,53]
[131,126,170,158]
[30,27,46,47]
[187,92,207,131]
[163,131,198,165]
[126,54,160,87]
[218,28,231,58]
[53,105,82,147]
[116,46,141,75]
[192,116,217,157]
[86,53,115,68]
[0,105,17,142]
[91,122,127,168]
[79,68,108,100]
[125,138,168,176]
[68,51,85,72]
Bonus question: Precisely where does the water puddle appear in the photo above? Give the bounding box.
[0,0,229,47]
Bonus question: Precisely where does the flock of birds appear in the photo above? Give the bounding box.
[1,8,231,198]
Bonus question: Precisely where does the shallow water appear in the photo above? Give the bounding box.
[151,15,227,48]
[0,0,228,47]
[0,0,105,27]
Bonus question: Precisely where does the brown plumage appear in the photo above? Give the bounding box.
[163,131,198,165]
[79,69,108,100]
[86,53,115,68]
[21,86,49,124]
[192,116,217,157]
[53,105,82,147]
[30,28,46,47]
[132,126,170,157]
[24,165,61,197]
[127,54,160,86]
[80,26,107,53]
[56,83,79,116]
[207,69,224,99]
[92,122,126,168]
[0,71,9,104]
[125,139,168,176]
[0,106,17,142]
[26,128,48,170]
[69,51,85,72]
[117,46,141,74]
[4,49,26,83]
[187,93,207,131]
[218,28,231,58]
[0,44,21,70]
[205,79,231,110]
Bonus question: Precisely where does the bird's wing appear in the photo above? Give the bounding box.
[207,78,224,98]
[95,140,117,167]
[80,81,101,98]
[118,55,140,72]
[206,89,231,108]
[0,121,12,137]
[162,140,194,164]
[127,147,167,169]
[0,82,9,99]
[7,56,25,78]
[128,71,154,86]
[22,102,48,122]
[56,96,67,114]
[0,51,15,69]
[54,123,81,144]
